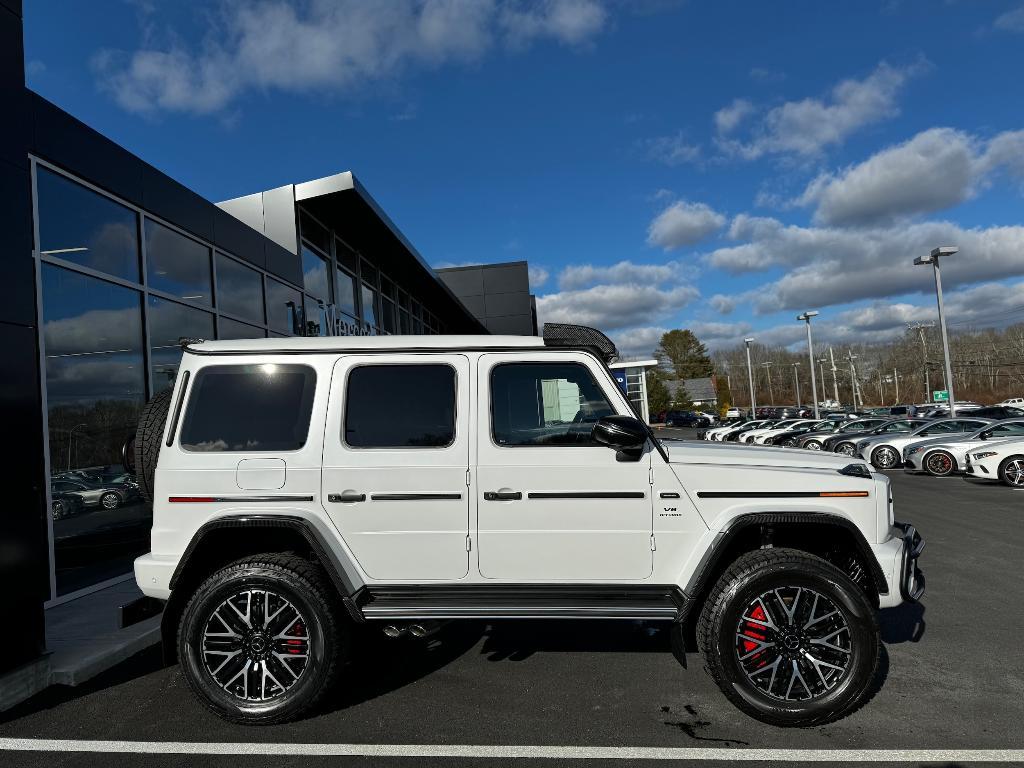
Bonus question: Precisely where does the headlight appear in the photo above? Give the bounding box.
[973,451,998,460]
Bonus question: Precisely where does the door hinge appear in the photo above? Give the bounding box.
[650,534,657,551]
[466,469,471,487]
[466,535,472,552]
[648,467,654,486]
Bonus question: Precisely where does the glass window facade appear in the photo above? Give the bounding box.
[145,219,212,305]
[37,167,140,281]
[215,253,264,325]
[32,162,455,600]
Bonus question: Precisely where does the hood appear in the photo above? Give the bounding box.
[660,439,861,471]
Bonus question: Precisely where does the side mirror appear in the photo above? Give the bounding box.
[979,430,990,441]
[592,415,647,460]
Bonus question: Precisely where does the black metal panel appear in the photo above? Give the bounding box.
[0,0,22,17]
[141,164,214,242]
[0,162,35,326]
[212,206,266,269]
[265,240,301,286]
[0,321,48,672]
[30,92,145,205]
[0,4,28,169]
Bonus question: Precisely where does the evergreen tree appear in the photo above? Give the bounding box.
[645,370,671,418]
[656,330,715,379]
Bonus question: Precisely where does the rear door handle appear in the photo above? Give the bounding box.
[484,491,522,501]
[328,492,366,503]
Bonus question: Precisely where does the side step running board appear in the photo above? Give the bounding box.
[355,585,686,621]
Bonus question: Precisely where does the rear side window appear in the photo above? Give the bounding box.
[344,364,456,448]
[179,364,316,451]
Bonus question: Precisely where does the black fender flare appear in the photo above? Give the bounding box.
[680,511,889,620]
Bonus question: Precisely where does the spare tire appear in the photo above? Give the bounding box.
[134,387,174,504]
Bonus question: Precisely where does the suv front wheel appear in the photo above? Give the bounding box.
[178,554,346,724]
[698,548,880,727]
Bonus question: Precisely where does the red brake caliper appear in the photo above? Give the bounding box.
[741,605,768,667]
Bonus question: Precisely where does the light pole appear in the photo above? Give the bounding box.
[761,361,775,405]
[914,246,959,416]
[847,351,860,410]
[828,347,841,404]
[791,362,802,408]
[817,357,828,402]
[744,337,756,417]
[797,311,821,419]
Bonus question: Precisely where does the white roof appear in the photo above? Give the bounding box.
[189,334,546,354]
[608,359,658,369]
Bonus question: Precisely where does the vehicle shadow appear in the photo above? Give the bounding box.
[480,620,671,662]
[880,601,926,644]
[321,621,486,713]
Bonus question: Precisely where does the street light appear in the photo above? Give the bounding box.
[914,246,959,416]
[797,311,821,419]
[744,337,756,417]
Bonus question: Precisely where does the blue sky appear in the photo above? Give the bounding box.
[23,0,1024,356]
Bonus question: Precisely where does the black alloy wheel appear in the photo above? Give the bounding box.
[924,450,956,477]
[178,554,346,724]
[698,548,879,727]
[870,445,900,470]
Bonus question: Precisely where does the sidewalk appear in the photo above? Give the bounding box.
[0,581,162,712]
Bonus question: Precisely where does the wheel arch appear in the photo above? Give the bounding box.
[680,512,886,630]
[160,515,364,664]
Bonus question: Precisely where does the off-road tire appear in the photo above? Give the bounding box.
[923,449,957,477]
[998,455,1024,487]
[177,554,346,725]
[133,388,173,503]
[697,548,880,727]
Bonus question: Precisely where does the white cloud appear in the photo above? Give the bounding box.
[798,128,977,226]
[641,132,701,166]
[994,5,1024,32]
[535,283,699,331]
[557,259,696,290]
[716,60,928,160]
[704,216,1024,314]
[647,201,726,250]
[528,265,550,289]
[501,0,607,47]
[709,294,736,314]
[94,0,610,115]
[611,326,668,358]
[689,320,753,341]
[714,98,753,135]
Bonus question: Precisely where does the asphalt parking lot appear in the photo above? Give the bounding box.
[2,427,1023,767]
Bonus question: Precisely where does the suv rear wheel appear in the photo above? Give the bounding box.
[178,554,346,724]
[698,548,880,727]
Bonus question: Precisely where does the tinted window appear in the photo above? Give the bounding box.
[37,168,140,281]
[344,365,455,448]
[145,219,212,305]
[216,253,264,324]
[491,362,615,447]
[301,244,331,302]
[336,267,358,318]
[265,278,301,335]
[148,296,215,392]
[918,421,958,436]
[180,365,316,451]
[990,423,1024,436]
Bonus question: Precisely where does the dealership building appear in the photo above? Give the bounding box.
[0,1,523,694]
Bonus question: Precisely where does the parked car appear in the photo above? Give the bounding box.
[739,419,809,444]
[132,327,924,726]
[822,419,931,457]
[770,419,837,447]
[754,419,819,445]
[50,478,134,510]
[903,419,1024,476]
[703,419,757,441]
[998,397,1024,407]
[724,407,742,419]
[724,419,777,442]
[51,491,85,520]
[797,418,889,451]
[853,417,992,470]
[959,405,1024,420]
[965,437,1024,486]
[665,410,715,428]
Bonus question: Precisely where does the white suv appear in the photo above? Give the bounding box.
[132,325,924,727]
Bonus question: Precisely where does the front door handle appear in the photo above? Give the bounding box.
[328,492,366,503]
[484,491,522,501]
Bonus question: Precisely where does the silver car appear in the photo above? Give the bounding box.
[903,419,1024,476]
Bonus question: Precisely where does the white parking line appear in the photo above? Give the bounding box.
[1,739,1022,762]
